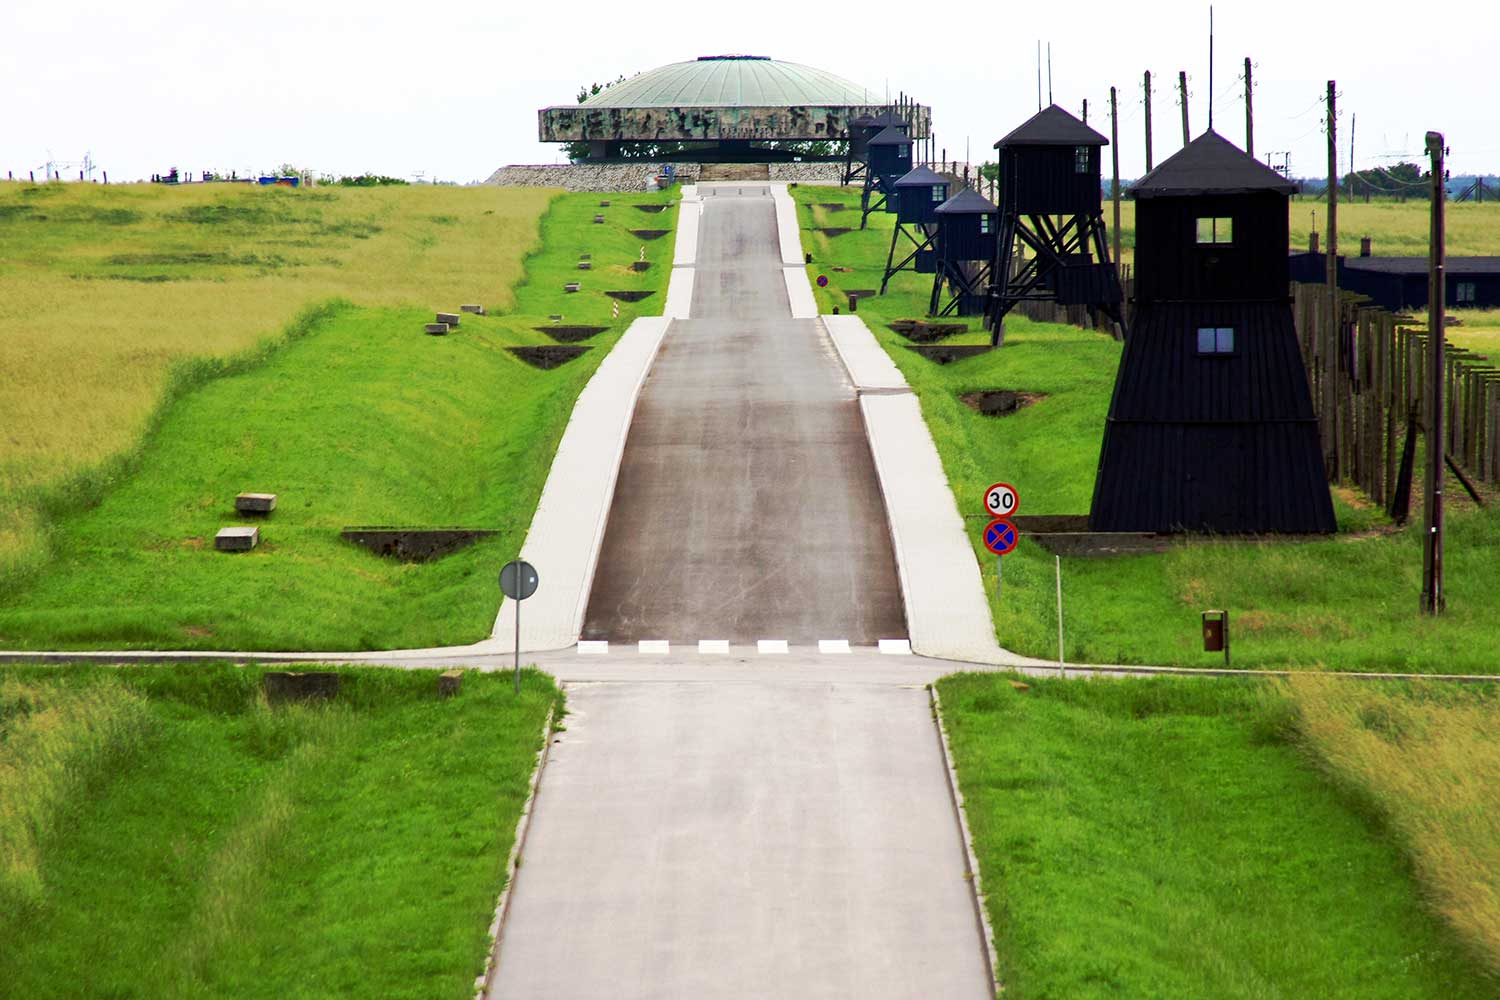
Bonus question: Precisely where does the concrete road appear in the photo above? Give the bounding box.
[488,681,993,999]
[582,185,906,644]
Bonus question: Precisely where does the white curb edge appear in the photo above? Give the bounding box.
[475,696,558,999]
[928,685,1003,1000]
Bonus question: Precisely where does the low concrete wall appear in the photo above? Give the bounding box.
[486,162,847,191]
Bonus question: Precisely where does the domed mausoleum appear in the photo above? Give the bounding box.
[539,55,929,161]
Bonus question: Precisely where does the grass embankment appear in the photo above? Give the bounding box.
[795,186,1500,672]
[937,673,1500,998]
[0,662,558,999]
[0,182,553,581]
[0,187,675,650]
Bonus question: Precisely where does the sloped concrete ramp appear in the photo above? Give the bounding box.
[581,185,906,644]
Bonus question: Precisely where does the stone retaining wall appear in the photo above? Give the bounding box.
[485,161,846,191]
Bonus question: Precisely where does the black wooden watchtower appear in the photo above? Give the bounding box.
[860,126,913,229]
[985,105,1124,344]
[843,111,906,186]
[880,166,949,293]
[1089,130,1335,534]
[929,189,999,317]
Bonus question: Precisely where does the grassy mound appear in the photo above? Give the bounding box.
[0,181,555,582]
[0,189,675,650]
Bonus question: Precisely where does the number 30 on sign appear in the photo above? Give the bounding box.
[984,482,1019,518]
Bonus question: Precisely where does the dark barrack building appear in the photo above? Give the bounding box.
[1288,250,1500,312]
[1090,130,1336,534]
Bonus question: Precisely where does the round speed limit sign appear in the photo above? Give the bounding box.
[983,481,1019,518]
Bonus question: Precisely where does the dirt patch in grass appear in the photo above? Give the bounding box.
[959,390,1047,417]
[891,319,968,342]
[905,344,993,365]
[535,325,608,343]
[507,345,592,370]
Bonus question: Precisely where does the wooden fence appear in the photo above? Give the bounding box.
[1292,281,1499,514]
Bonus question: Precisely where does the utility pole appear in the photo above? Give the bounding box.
[1350,112,1357,178]
[1110,86,1122,271]
[1178,71,1190,145]
[1111,85,1124,341]
[1244,57,1254,157]
[1082,98,1088,126]
[1326,81,1339,478]
[1422,131,1447,614]
[1143,71,1154,172]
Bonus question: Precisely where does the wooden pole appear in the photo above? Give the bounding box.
[1143,71,1154,172]
[1244,57,1254,157]
[1422,130,1446,614]
[1110,86,1122,270]
[1178,71,1190,145]
[1325,81,1339,476]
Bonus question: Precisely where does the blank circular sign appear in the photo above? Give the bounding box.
[499,560,539,601]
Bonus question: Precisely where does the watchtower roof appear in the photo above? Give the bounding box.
[868,126,911,147]
[1131,129,1296,198]
[935,188,999,214]
[893,165,945,187]
[995,104,1108,148]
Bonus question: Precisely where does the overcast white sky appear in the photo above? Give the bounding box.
[3,0,1495,184]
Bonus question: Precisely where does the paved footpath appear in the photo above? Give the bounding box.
[487,185,993,997]
[489,681,991,999]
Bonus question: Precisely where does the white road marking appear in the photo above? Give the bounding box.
[698,639,731,654]
[818,639,852,654]
[577,641,609,655]
[638,640,671,655]
[879,638,913,655]
[757,639,790,655]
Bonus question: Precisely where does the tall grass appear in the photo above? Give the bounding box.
[0,663,559,999]
[0,181,556,579]
[0,677,153,916]
[1065,197,1500,265]
[936,672,1497,998]
[1282,676,1500,975]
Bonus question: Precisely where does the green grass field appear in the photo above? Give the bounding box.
[0,662,558,999]
[937,673,1500,998]
[796,186,1500,672]
[0,181,556,583]
[0,186,675,650]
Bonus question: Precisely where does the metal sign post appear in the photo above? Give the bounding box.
[499,560,540,694]
[981,482,1021,604]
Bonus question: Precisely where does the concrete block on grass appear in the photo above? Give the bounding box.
[425,323,450,335]
[235,493,277,515]
[436,311,461,327]
[214,526,259,551]
[438,669,464,698]
[460,303,486,315]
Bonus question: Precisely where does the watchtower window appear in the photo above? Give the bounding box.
[1196,327,1236,355]
[1074,146,1090,173]
[979,215,992,235]
[1457,281,1476,303]
[931,185,946,203]
[1196,217,1234,244]
[898,144,909,157]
